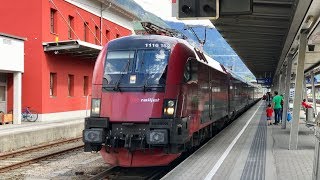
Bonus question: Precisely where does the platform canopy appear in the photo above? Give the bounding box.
[212,0,312,81]
[43,40,102,60]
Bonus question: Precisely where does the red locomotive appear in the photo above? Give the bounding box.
[83,35,260,167]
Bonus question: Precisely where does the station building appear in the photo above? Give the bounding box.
[0,0,139,123]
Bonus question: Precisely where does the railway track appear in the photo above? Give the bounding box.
[0,137,84,173]
[87,121,227,180]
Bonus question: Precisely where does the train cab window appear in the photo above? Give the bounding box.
[135,49,169,85]
[183,60,192,82]
[105,51,134,74]
[186,58,198,83]
[103,49,169,92]
[136,49,168,73]
[103,51,135,85]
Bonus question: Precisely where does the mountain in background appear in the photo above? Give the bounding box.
[113,0,255,81]
[114,0,170,28]
[166,21,255,80]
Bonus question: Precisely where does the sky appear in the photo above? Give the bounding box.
[133,0,214,27]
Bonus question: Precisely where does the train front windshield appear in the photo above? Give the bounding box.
[103,49,169,91]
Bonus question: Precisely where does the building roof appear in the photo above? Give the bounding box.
[96,0,140,21]
[0,32,26,41]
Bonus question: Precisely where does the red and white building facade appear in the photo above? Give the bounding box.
[0,0,139,123]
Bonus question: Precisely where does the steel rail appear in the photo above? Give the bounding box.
[0,137,82,160]
[0,138,84,173]
[0,145,84,173]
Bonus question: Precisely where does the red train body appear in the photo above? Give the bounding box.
[83,35,260,167]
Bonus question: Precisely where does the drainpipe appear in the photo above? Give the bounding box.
[100,2,103,45]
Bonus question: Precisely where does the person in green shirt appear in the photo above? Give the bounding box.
[272,91,283,125]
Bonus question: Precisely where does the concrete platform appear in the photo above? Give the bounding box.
[162,101,315,180]
[0,118,84,153]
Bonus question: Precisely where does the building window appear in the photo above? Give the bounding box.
[68,74,74,97]
[84,22,89,42]
[50,9,57,34]
[105,30,110,42]
[0,86,5,101]
[95,26,100,45]
[50,73,57,97]
[116,34,120,38]
[83,76,89,96]
[68,15,74,39]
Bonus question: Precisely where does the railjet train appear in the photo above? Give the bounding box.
[83,35,261,167]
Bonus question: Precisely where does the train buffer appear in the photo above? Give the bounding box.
[162,101,314,180]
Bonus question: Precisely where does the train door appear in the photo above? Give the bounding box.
[198,63,210,123]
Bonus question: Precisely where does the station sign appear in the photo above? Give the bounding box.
[306,77,318,84]
[256,78,272,85]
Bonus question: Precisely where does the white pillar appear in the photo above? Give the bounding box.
[304,76,308,100]
[13,72,22,124]
[311,71,317,115]
[289,30,308,150]
[278,73,283,93]
[282,56,293,129]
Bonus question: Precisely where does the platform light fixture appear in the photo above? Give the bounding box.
[303,15,314,30]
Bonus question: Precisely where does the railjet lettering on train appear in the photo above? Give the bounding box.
[140,98,160,103]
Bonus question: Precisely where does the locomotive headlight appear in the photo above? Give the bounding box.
[163,99,176,117]
[167,100,175,107]
[91,98,101,117]
[167,107,175,115]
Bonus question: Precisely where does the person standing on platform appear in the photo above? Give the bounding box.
[272,91,283,125]
[266,104,273,126]
[302,99,312,108]
[265,92,272,106]
[280,94,284,123]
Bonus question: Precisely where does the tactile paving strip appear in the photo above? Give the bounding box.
[240,115,267,180]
